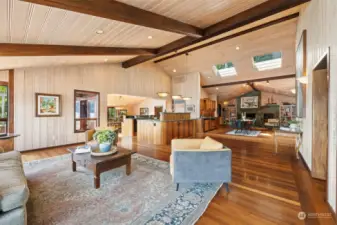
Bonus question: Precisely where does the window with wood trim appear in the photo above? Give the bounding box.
[74,90,100,133]
[0,82,8,136]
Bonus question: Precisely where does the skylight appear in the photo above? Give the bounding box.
[213,62,237,77]
[253,52,282,71]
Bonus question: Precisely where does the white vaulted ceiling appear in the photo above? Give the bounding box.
[0,0,268,47]
[157,19,297,85]
[116,0,268,28]
[0,0,182,48]
[0,0,270,69]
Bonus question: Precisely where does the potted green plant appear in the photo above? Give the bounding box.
[288,120,299,131]
[93,130,117,152]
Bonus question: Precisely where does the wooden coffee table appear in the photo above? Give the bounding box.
[68,147,133,189]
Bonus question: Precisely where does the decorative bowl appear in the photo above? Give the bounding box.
[91,146,117,156]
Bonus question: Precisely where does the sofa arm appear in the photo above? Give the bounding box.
[172,149,231,183]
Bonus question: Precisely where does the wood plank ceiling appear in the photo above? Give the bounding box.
[0,0,308,73]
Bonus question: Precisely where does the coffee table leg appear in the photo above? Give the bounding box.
[94,168,100,189]
[126,157,131,175]
[72,161,76,172]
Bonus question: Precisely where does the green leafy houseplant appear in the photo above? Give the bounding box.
[93,130,117,144]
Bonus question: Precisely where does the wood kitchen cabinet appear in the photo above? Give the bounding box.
[200,98,216,117]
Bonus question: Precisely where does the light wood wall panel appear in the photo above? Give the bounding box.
[171,72,201,118]
[14,62,171,151]
[297,0,337,213]
[0,70,9,81]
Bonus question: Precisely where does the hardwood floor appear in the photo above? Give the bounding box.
[20,128,336,225]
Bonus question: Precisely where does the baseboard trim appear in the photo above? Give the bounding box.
[298,151,311,172]
[21,142,85,152]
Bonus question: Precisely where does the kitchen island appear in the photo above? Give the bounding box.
[137,118,197,145]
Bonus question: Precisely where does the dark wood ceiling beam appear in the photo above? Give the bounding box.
[21,0,203,38]
[0,43,156,56]
[204,0,309,37]
[154,13,299,63]
[122,0,310,68]
[202,74,296,89]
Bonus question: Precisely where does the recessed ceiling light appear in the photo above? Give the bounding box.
[236,46,240,50]
[96,30,104,34]
[216,88,219,90]
[148,35,153,39]
[173,69,177,72]
[208,76,211,79]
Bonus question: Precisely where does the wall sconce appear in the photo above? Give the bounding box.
[182,97,192,101]
[297,76,308,84]
[157,92,169,98]
[172,95,182,100]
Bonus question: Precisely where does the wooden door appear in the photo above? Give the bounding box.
[312,69,328,180]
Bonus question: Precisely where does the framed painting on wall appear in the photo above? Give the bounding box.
[241,96,258,109]
[35,93,62,117]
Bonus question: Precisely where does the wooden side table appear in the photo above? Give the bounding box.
[274,129,303,159]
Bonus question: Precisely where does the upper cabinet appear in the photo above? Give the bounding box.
[200,98,216,117]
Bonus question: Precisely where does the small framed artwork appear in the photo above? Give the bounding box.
[35,93,62,117]
[140,107,149,115]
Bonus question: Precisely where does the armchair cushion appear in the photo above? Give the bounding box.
[200,136,223,150]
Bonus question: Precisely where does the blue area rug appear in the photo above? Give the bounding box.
[226,129,261,137]
[24,153,221,225]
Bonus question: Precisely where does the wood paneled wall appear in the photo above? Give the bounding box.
[13,62,171,151]
[297,0,337,213]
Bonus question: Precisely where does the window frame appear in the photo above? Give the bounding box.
[213,62,237,77]
[74,89,100,133]
[252,51,283,71]
[0,81,8,135]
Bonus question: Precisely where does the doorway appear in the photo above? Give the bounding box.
[154,106,163,119]
[311,50,330,181]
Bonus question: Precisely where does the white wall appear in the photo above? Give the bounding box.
[171,72,201,118]
[130,98,167,115]
[200,88,209,99]
[297,0,337,212]
[13,62,171,151]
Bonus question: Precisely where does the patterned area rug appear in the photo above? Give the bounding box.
[24,153,221,225]
[226,130,261,137]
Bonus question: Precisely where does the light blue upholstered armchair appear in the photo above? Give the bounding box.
[170,137,232,192]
